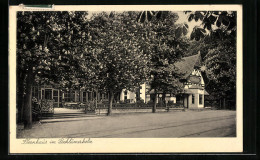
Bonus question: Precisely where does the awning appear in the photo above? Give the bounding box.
[182,89,210,95]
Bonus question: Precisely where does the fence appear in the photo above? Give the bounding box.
[32,99,54,121]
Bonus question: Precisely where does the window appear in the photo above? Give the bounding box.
[104,93,108,99]
[71,91,76,102]
[124,90,127,100]
[199,94,203,104]
[53,90,58,102]
[45,89,52,100]
[64,91,70,102]
[88,92,92,101]
[41,89,45,99]
[83,92,87,102]
[192,94,195,104]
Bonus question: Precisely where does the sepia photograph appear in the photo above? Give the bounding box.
[9,5,243,153]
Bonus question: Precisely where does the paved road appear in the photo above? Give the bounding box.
[17,109,236,138]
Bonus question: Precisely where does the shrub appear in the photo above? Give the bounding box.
[168,101,174,106]
[136,99,145,105]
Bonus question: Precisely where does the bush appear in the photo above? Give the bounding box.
[157,100,165,107]
[147,101,154,105]
[168,101,174,106]
[136,99,145,105]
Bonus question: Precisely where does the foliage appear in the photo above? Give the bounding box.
[136,11,190,112]
[90,12,151,93]
[17,11,91,127]
[144,12,189,94]
[186,11,236,41]
[17,11,90,88]
[203,30,236,102]
[185,11,237,107]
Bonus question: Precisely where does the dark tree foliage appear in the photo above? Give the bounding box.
[186,11,237,109]
[17,11,90,128]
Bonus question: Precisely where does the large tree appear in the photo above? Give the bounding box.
[186,11,237,108]
[17,11,90,128]
[81,12,152,115]
[137,11,189,112]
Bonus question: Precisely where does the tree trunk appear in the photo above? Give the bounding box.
[17,72,26,123]
[223,98,226,109]
[23,69,33,129]
[107,89,114,116]
[17,91,24,123]
[153,91,157,113]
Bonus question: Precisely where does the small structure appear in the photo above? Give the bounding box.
[175,53,209,109]
[120,52,209,109]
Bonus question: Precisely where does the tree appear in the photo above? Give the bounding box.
[17,11,60,129]
[81,12,152,115]
[186,11,237,108]
[137,11,189,112]
[17,11,90,128]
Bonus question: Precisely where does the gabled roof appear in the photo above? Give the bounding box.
[175,53,201,79]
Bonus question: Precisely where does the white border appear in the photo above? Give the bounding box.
[9,5,243,153]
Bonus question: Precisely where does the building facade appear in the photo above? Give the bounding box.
[32,53,208,109]
[118,53,209,109]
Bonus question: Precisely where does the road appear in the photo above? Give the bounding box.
[17,108,236,138]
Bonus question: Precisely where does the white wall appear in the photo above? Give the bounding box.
[186,89,205,109]
[140,83,146,102]
[120,89,136,103]
[166,96,176,103]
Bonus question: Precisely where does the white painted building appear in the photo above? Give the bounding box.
[119,52,209,109]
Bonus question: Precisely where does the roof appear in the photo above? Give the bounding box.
[182,89,197,94]
[175,53,201,79]
[204,90,209,95]
[182,88,210,95]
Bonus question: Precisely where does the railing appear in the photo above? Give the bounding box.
[61,101,186,115]
[32,99,55,121]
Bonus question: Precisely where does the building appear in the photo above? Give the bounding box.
[32,53,208,109]
[32,85,111,108]
[119,53,209,109]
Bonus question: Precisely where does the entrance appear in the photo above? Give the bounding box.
[41,88,62,108]
[53,89,62,108]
